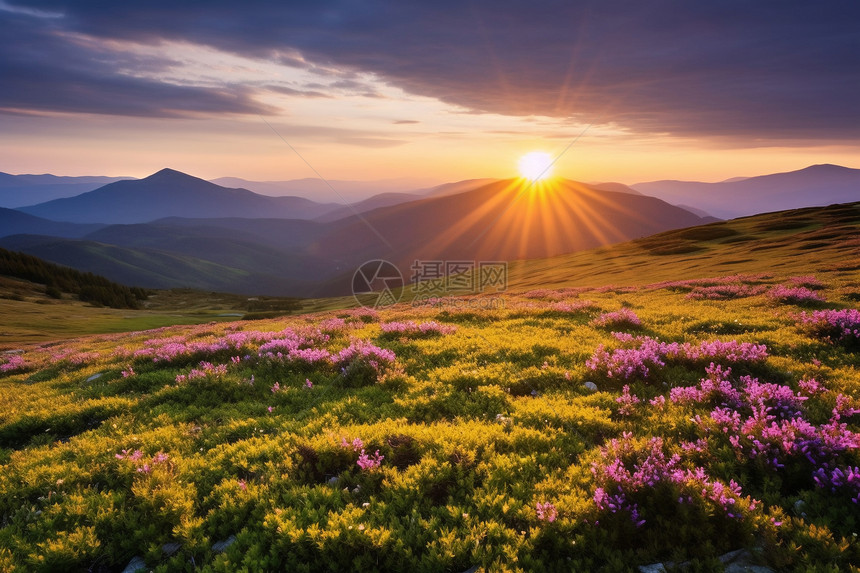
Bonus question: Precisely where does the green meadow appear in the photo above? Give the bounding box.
[0,203,858,572]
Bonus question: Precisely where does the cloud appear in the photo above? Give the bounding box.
[4,1,859,140]
[0,12,274,117]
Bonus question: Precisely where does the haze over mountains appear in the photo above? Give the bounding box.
[0,170,712,296]
[210,176,440,203]
[0,164,856,297]
[0,173,132,208]
[632,164,860,219]
[18,169,340,224]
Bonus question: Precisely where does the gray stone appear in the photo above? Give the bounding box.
[719,549,775,573]
[584,381,598,392]
[212,535,236,553]
[720,549,749,564]
[638,564,667,573]
[724,565,774,573]
[86,372,104,382]
[121,556,147,573]
[162,542,181,556]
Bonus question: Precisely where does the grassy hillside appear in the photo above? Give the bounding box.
[0,279,309,349]
[0,204,858,571]
[505,202,860,292]
[0,247,147,309]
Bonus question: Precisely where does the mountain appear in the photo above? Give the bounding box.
[0,172,133,208]
[210,176,438,203]
[0,207,103,238]
[83,220,333,278]
[633,164,860,219]
[314,192,424,222]
[418,178,500,198]
[2,178,710,296]
[18,169,341,224]
[0,234,316,295]
[313,179,710,280]
[589,182,642,195]
[0,246,144,309]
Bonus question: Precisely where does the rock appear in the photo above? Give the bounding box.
[460,567,480,573]
[725,564,774,573]
[719,549,775,573]
[121,556,147,573]
[720,549,749,564]
[638,564,667,573]
[86,373,103,382]
[161,542,181,556]
[212,535,236,553]
[584,381,598,392]
[638,550,774,573]
[794,499,806,516]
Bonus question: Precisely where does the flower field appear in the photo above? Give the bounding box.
[1,265,859,572]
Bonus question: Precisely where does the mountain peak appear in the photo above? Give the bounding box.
[801,163,853,173]
[146,167,193,180]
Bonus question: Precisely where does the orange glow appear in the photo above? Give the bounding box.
[518,151,554,181]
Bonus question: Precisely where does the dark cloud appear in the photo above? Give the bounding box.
[0,12,273,117]
[3,1,859,140]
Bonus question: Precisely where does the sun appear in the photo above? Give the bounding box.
[518,151,554,181]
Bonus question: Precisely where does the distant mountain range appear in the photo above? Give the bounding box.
[0,207,103,238]
[18,169,340,224]
[0,163,856,296]
[0,172,132,208]
[1,173,710,296]
[210,176,439,203]
[632,164,860,219]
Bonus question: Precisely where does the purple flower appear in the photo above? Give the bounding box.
[380,320,456,336]
[591,435,756,527]
[0,355,27,373]
[550,300,595,313]
[357,449,384,470]
[798,309,860,345]
[587,338,766,381]
[535,502,558,522]
[769,285,825,304]
[616,385,641,416]
[593,308,642,329]
[341,437,364,452]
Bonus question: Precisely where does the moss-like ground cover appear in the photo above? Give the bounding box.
[1,266,859,572]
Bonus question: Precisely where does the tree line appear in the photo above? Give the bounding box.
[0,247,148,309]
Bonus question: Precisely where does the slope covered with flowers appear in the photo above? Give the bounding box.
[1,272,859,572]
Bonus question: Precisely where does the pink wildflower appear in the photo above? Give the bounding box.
[536,502,558,522]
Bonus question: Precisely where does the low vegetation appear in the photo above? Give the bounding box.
[0,203,858,571]
[1,267,858,571]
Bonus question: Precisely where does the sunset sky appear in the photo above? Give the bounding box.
[1,1,858,185]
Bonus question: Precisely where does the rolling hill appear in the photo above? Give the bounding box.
[314,178,710,274]
[0,207,103,238]
[18,168,341,224]
[209,176,437,203]
[633,163,860,219]
[2,178,712,296]
[0,234,306,294]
